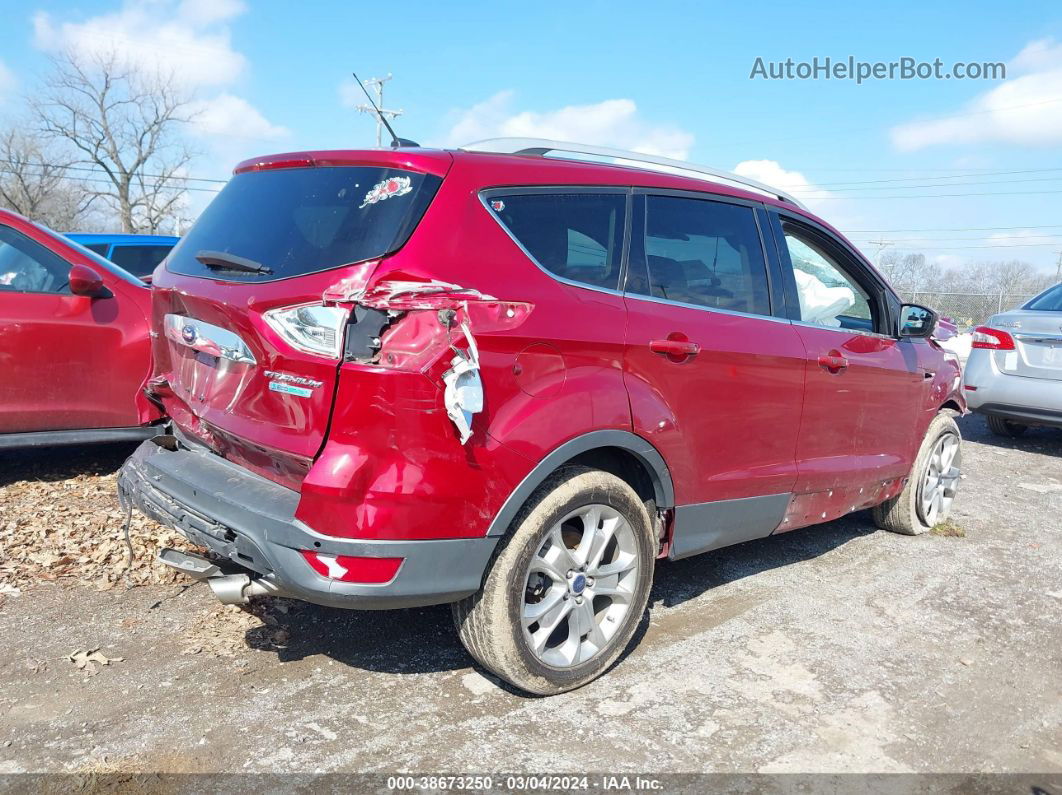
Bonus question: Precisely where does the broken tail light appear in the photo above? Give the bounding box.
[300,551,403,584]
[263,303,350,359]
[324,276,533,444]
[971,326,1016,350]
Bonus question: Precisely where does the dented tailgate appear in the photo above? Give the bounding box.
[149,151,451,488]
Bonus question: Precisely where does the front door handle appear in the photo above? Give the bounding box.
[817,351,849,374]
[650,338,700,359]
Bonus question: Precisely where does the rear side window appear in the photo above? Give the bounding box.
[110,244,174,278]
[168,167,441,282]
[1024,283,1062,311]
[83,243,110,256]
[630,195,770,316]
[488,193,625,290]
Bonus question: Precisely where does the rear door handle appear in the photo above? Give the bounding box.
[650,338,700,358]
[817,352,849,373]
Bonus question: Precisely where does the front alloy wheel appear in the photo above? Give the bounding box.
[873,412,963,535]
[917,432,961,526]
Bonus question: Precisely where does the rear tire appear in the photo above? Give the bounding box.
[986,415,1027,438]
[452,466,655,696]
[872,413,962,535]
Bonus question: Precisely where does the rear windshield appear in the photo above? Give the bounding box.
[167,166,441,282]
[1024,283,1062,311]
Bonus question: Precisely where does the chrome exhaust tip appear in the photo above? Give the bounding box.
[157,548,285,605]
[207,573,285,605]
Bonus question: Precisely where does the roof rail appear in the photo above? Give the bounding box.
[459,138,808,210]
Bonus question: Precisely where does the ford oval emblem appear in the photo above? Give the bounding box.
[181,324,196,344]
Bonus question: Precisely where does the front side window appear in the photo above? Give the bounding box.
[0,226,72,294]
[631,195,771,316]
[488,193,625,290]
[782,227,875,331]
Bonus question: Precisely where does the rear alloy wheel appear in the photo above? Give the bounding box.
[872,412,962,535]
[986,415,1028,438]
[453,466,655,695]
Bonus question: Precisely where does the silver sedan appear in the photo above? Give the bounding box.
[963,282,1062,437]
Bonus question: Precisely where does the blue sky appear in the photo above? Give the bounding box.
[2,0,1062,271]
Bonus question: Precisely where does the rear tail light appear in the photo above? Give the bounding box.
[264,303,349,359]
[971,326,1016,350]
[300,551,403,584]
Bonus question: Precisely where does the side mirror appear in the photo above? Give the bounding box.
[69,264,111,298]
[898,303,938,338]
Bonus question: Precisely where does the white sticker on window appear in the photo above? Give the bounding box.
[360,176,413,208]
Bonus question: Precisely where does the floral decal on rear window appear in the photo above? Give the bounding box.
[360,176,413,208]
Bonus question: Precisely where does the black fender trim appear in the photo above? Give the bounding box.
[486,430,675,537]
[669,492,791,560]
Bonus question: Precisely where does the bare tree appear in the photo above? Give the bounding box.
[32,51,194,234]
[880,251,933,291]
[0,128,93,230]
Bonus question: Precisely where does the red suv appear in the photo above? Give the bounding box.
[0,209,163,448]
[118,140,964,694]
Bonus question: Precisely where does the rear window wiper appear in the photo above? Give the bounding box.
[195,250,274,275]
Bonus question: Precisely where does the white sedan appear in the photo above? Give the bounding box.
[963,282,1062,436]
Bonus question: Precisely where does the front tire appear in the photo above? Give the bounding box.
[452,466,656,695]
[872,412,962,535]
[986,415,1027,438]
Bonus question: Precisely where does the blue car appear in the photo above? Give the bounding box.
[65,233,179,281]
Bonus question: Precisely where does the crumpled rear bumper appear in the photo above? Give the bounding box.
[117,436,499,609]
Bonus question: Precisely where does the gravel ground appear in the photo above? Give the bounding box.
[0,414,1059,775]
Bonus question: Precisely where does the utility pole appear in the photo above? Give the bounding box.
[355,74,403,147]
[867,238,893,273]
[1055,249,1062,282]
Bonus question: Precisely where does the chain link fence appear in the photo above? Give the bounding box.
[899,292,1036,330]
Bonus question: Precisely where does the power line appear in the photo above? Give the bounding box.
[0,159,228,185]
[808,189,1062,200]
[847,234,1062,243]
[843,224,1062,233]
[722,96,1062,149]
[812,167,1062,188]
[865,242,1062,250]
[797,175,1062,193]
[0,165,222,194]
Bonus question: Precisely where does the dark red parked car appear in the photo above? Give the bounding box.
[0,209,163,448]
[118,140,964,694]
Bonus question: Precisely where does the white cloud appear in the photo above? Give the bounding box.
[189,93,289,141]
[33,1,247,89]
[176,0,247,27]
[986,229,1062,247]
[891,38,1062,151]
[732,159,866,231]
[732,159,835,204]
[441,91,694,159]
[31,0,286,174]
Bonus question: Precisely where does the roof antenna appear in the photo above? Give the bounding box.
[352,71,418,148]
